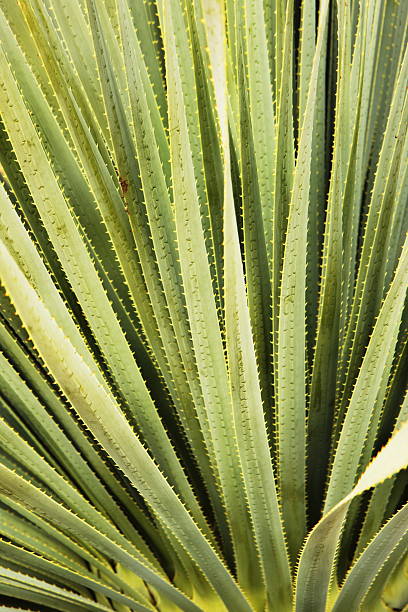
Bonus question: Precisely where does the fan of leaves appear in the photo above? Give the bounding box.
[0,0,407,610]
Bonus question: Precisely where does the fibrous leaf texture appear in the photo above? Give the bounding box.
[0,0,407,610]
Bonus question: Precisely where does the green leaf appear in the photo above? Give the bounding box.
[276,0,330,561]
[0,539,154,611]
[0,238,251,612]
[331,503,408,612]
[295,419,408,612]
[324,235,408,512]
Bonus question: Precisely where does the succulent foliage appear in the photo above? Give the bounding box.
[0,0,407,610]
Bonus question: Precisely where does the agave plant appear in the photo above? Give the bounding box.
[0,0,407,610]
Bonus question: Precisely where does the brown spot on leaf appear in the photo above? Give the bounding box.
[119,177,129,196]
